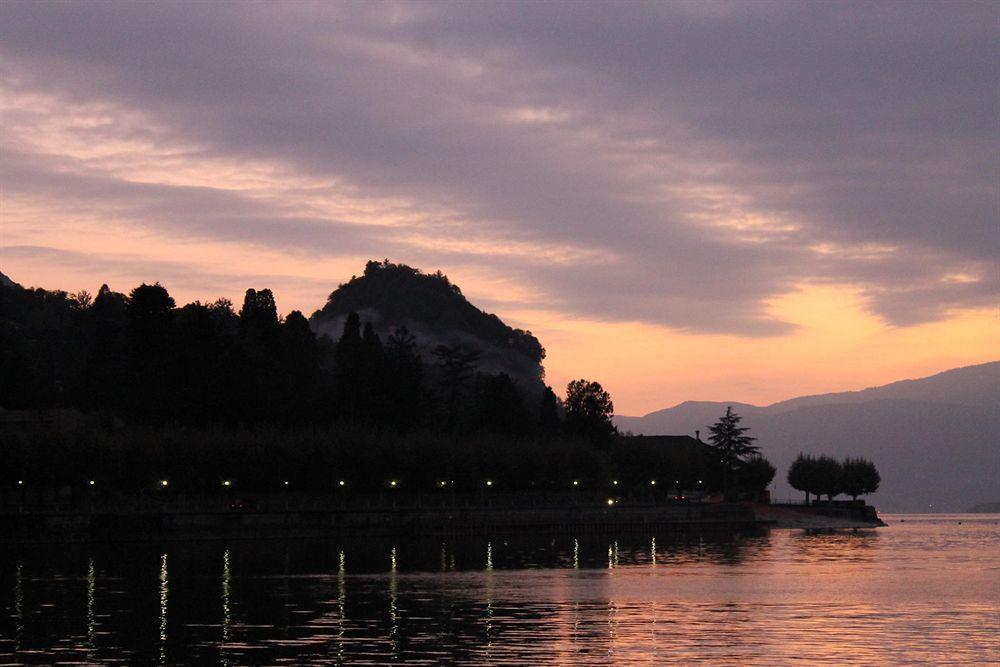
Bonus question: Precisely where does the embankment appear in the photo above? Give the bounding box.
[2,502,766,543]
[1,500,886,543]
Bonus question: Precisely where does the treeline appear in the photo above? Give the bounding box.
[787,454,881,502]
[0,280,579,436]
[1,278,786,501]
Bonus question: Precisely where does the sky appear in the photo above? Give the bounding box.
[1,1,996,415]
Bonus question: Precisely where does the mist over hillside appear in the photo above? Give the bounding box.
[310,261,546,391]
[617,362,1000,512]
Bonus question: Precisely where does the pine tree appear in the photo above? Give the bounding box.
[707,406,759,496]
[334,312,364,421]
[385,326,426,431]
[433,344,480,429]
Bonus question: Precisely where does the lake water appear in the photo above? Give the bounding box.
[1,514,997,665]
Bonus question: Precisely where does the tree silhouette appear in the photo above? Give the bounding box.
[787,453,818,503]
[841,457,880,500]
[433,344,480,428]
[239,288,279,341]
[359,321,386,421]
[473,373,530,435]
[740,454,776,495]
[813,455,843,501]
[126,283,176,420]
[538,385,561,434]
[707,406,759,495]
[334,312,364,421]
[278,310,320,422]
[385,326,426,431]
[80,284,129,411]
[564,379,616,442]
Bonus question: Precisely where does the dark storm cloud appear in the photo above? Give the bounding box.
[1,1,995,332]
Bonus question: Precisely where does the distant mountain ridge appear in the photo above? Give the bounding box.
[310,260,546,389]
[616,362,1000,512]
[767,363,999,413]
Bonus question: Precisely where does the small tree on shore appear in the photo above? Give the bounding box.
[841,457,880,500]
[740,455,776,496]
[787,453,818,503]
[813,455,843,502]
[707,407,759,496]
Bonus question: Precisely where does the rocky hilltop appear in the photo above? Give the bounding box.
[310,260,546,389]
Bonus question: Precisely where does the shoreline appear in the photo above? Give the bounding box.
[753,503,887,529]
[0,501,886,543]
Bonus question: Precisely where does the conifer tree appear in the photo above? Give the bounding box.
[334,312,364,421]
[707,406,759,495]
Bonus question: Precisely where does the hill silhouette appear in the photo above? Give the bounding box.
[616,362,1000,512]
[311,260,546,389]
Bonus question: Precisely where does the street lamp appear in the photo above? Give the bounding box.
[159,479,169,488]
[485,480,493,487]
[389,480,398,488]
[222,480,232,487]
[650,480,657,486]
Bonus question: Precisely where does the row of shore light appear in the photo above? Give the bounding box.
[15,478,703,489]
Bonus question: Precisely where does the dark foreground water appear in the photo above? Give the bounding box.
[1,514,997,665]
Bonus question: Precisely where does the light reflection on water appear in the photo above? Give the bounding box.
[158,554,168,665]
[0,514,998,665]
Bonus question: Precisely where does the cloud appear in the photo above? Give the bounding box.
[1,1,995,335]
